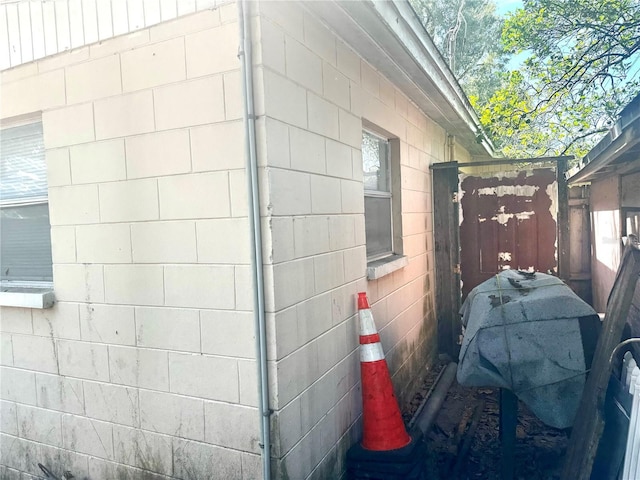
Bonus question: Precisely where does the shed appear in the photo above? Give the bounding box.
[568,94,640,312]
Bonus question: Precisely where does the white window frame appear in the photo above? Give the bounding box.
[0,115,55,308]
[362,125,408,280]
[363,128,394,261]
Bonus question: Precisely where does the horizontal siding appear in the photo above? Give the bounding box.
[0,0,222,70]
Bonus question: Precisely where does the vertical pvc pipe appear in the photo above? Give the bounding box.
[237,1,271,478]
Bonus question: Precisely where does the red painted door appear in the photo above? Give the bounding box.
[460,168,558,298]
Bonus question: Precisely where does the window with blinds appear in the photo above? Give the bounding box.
[0,122,53,283]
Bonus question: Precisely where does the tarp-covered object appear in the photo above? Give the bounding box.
[457,270,600,428]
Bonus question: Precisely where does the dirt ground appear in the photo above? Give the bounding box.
[403,363,568,480]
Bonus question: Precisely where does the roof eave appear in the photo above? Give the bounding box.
[568,94,640,184]
[568,115,640,184]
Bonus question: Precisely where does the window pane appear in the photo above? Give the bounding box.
[362,131,390,192]
[627,211,640,237]
[0,203,53,282]
[0,122,47,202]
[365,196,392,258]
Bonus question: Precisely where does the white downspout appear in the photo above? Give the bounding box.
[237,1,271,478]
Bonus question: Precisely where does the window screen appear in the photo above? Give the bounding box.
[0,122,53,282]
[362,130,393,259]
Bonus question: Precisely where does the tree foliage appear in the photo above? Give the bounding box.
[413,0,640,159]
[504,0,640,101]
[480,0,640,158]
[410,0,508,104]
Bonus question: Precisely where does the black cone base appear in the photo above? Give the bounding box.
[346,433,426,480]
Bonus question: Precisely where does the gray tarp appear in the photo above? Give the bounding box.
[457,270,600,428]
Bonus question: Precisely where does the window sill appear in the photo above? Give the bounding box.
[0,287,55,309]
[367,254,408,280]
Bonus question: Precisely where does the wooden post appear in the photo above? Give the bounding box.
[567,186,592,304]
[450,165,462,354]
[557,157,570,282]
[500,389,518,480]
[432,162,460,357]
[561,243,640,480]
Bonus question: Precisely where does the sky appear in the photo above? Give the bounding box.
[495,0,523,16]
[494,1,527,69]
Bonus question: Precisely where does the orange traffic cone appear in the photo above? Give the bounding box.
[357,292,411,451]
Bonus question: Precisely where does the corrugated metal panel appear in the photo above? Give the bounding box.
[42,1,58,57]
[0,0,226,70]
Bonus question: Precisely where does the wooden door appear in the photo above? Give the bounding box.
[459,168,559,298]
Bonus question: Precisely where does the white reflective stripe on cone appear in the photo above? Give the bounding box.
[359,309,378,336]
[360,342,385,362]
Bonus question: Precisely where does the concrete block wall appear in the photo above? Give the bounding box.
[0,5,263,479]
[252,2,457,478]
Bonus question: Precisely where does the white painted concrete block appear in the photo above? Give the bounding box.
[121,37,186,91]
[48,184,100,225]
[66,54,122,103]
[164,265,235,309]
[69,139,127,185]
[125,129,191,179]
[191,121,245,172]
[76,224,132,264]
[83,382,139,427]
[16,405,62,446]
[196,218,250,264]
[99,178,159,223]
[62,414,114,459]
[285,37,322,94]
[173,438,242,480]
[310,175,341,214]
[201,310,254,358]
[32,302,81,340]
[186,23,239,78]
[108,346,169,391]
[104,265,164,306]
[325,139,352,179]
[0,367,36,405]
[131,221,197,264]
[94,91,155,140]
[35,373,85,415]
[135,307,200,352]
[293,216,330,258]
[112,425,172,475]
[204,402,260,453]
[314,251,345,294]
[290,127,326,174]
[308,93,339,139]
[11,334,58,374]
[154,76,225,130]
[158,172,230,220]
[139,389,204,441]
[169,352,238,402]
[79,304,136,346]
[57,340,110,382]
